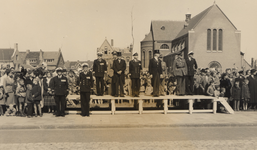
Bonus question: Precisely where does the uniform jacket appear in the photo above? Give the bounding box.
[173,57,187,77]
[93,59,107,77]
[148,58,162,76]
[129,59,142,79]
[186,57,197,76]
[77,71,93,93]
[50,75,69,96]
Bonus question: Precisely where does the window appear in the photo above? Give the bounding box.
[16,55,18,61]
[207,29,211,50]
[44,59,54,62]
[161,26,165,30]
[104,46,108,54]
[160,44,169,49]
[30,59,37,63]
[213,29,217,50]
[218,29,223,51]
[142,51,145,67]
[149,51,152,60]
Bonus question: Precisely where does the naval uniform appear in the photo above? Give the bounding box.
[113,58,126,96]
[185,57,197,95]
[50,75,69,116]
[77,71,93,116]
[93,59,107,96]
[129,59,142,97]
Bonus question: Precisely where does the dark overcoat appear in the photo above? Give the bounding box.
[129,60,142,79]
[93,59,107,77]
[113,59,126,84]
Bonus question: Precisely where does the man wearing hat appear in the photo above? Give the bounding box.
[247,69,257,109]
[113,52,126,97]
[185,51,198,95]
[77,63,93,117]
[106,51,117,96]
[93,52,107,96]
[148,50,162,97]
[129,52,142,97]
[50,67,69,117]
[173,51,187,96]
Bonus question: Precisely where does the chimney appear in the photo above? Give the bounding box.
[184,10,191,28]
[14,43,18,51]
[26,49,30,54]
[111,39,114,46]
[39,49,43,62]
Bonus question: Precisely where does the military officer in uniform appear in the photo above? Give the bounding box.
[93,52,107,96]
[148,50,162,97]
[185,51,198,95]
[77,63,93,117]
[129,52,142,97]
[173,51,188,95]
[113,52,126,97]
[50,68,69,117]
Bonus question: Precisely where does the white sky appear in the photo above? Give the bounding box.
[0,0,256,63]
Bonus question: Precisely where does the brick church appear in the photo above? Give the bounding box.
[141,3,251,72]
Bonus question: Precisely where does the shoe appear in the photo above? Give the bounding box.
[27,115,32,118]
[153,95,159,97]
[120,95,125,97]
[35,115,38,117]
[40,114,43,117]
[114,95,118,97]
[55,114,60,117]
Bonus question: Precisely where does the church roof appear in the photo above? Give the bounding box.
[175,4,237,39]
[141,32,153,42]
[0,49,14,61]
[151,20,184,41]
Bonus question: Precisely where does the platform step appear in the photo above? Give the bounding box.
[217,98,234,114]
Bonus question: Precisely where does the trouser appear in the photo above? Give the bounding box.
[27,103,34,116]
[111,77,116,96]
[176,76,186,95]
[116,76,124,96]
[80,92,90,116]
[54,95,66,115]
[131,78,140,96]
[96,77,104,95]
[186,76,194,94]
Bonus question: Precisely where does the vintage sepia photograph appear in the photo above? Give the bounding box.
[0,0,257,149]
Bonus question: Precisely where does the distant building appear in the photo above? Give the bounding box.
[97,38,133,74]
[64,60,93,71]
[0,48,15,69]
[12,45,65,70]
[141,3,251,72]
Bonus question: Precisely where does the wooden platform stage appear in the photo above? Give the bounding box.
[66,95,234,115]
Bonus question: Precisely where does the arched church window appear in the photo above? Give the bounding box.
[213,29,217,50]
[218,29,223,51]
[160,44,169,49]
[207,29,211,50]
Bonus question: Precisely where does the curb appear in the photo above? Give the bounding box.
[1,123,257,130]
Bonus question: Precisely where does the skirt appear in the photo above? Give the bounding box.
[43,95,56,106]
[5,92,14,106]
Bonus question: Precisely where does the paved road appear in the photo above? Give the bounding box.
[1,127,257,149]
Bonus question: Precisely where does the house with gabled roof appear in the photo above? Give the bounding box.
[141,21,184,69]
[12,47,65,70]
[170,3,249,72]
[141,3,251,72]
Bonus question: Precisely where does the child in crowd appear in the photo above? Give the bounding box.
[206,80,215,96]
[232,79,241,111]
[5,104,16,116]
[16,78,27,117]
[241,79,250,111]
[0,86,5,116]
[145,80,153,96]
[219,87,226,97]
[25,84,33,118]
[214,86,220,97]
[32,78,42,117]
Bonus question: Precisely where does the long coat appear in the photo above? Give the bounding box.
[173,57,187,77]
[248,75,257,103]
[129,59,142,79]
[186,57,197,76]
[113,59,126,84]
[93,59,107,77]
[148,58,162,96]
